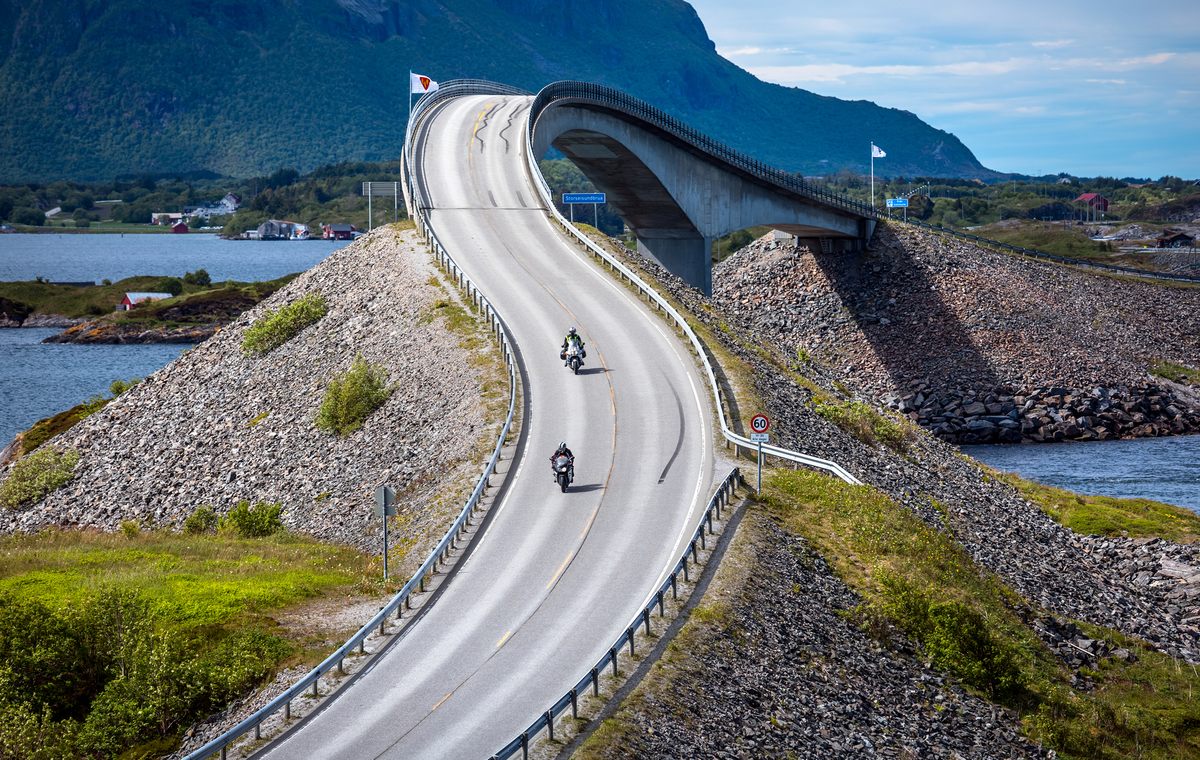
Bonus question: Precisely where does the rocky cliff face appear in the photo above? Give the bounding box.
[714,225,1200,444]
[0,227,499,567]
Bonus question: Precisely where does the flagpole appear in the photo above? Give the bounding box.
[408,70,413,120]
[870,143,875,210]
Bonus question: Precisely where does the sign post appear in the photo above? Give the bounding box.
[749,414,770,493]
[886,197,909,221]
[374,485,397,580]
[562,193,606,229]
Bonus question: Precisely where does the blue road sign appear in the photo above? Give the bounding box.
[885,198,909,208]
[562,192,606,204]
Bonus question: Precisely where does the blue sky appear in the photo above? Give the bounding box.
[685,0,1199,179]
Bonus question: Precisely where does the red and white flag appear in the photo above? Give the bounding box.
[410,72,439,95]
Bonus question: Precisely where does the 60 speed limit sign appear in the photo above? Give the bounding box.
[750,414,770,433]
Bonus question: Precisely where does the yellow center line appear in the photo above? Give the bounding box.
[431,691,454,711]
[495,629,513,648]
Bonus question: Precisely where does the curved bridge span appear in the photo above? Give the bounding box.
[528,81,878,294]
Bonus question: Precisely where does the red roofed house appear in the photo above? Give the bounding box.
[119,292,173,311]
[171,221,189,233]
[1074,192,1109,222]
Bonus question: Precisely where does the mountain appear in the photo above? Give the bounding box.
[0,0,994,181]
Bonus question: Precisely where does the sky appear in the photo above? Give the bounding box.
[685,0,1200,179]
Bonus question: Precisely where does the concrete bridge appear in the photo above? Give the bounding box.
[528,81,878,294]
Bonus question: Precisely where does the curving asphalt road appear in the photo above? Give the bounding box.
[258,93,715,759]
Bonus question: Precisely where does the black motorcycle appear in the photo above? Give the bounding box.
[553,454,573,492]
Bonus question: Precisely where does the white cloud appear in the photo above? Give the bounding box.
[1032,39,1074,49]
[1085,78,1128,85]
[746,59,1027,85]
[1116,52,1175,66]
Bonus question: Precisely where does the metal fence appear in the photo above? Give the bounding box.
[183,86,525,760]
[902,218,1200,284]
[527,80,879,222]
[489,467,743,760]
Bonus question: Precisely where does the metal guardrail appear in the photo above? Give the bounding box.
[184,85,524,760]
[522,83,862,485]
[901,218,1200,284]
[527,80,880,222]
[490,467,743,760]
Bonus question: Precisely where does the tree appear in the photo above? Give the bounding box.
[156,278,183,297]
[182,269,211,287]
[11,207,43,226]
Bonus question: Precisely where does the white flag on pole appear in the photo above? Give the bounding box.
[871,143,886,158]
[410,72,439,95]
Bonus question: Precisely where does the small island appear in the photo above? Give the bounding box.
[0,269,296,343]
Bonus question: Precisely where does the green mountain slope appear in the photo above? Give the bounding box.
[0,0,993,181]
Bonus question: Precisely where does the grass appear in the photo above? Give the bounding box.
[763,468,1200,758]
[0,274,294,321]
[813,398,915,452]
[993,469,1200,543]
[0,448,79,509]
[0,529,374,632]
[314,353,394,436]
[241,292,328,355]
[1149,359,1200,386]
[973,221,1116,260]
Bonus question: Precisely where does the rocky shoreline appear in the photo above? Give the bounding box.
[40,319,218,343]
[715,223,1200,445]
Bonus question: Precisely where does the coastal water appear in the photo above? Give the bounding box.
[963,437,1200,512]
[1,233,349,446]
[0,232,349,282]
[0,328,188,446]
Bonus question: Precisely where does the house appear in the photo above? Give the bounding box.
[152,212,184,225]
[1157,231,1195,248]
[118,292,173,311]
[1074,193,1110,212]
[322,223,357,240]
[256,219,308,240]
[171,221,189,233]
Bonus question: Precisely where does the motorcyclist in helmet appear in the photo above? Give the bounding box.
[560,327,586,366]
[549,441,575,484]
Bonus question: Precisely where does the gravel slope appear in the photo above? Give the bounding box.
[0,227,497,570]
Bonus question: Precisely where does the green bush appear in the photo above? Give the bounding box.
[120,521,141,539]
[156,278,183,297]
[241,293,327,355]
[183,505,218,534]
[814,398,913,452]
[315,354,394,436]
[218,500,284,538]
[876,571,1024,700]
[0,448,79,509]
[182,269,211,287]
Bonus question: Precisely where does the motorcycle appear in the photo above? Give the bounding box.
[561,343,585,375]
[553,454,573,493]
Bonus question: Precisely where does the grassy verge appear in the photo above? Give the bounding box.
[764,469,1200,758]
[0,528,378,758]
[813,397,916,452]
[973,221,1115,260]
[1149,359,1200,386]
[992,469,1200,543]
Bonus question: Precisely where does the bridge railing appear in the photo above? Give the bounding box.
[183,82,526,760]
[901,217,1200,284]
[490,467,743,760]
[527,80,880,222]
[522,86,862,485]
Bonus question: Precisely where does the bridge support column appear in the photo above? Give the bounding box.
[635,233,712,295]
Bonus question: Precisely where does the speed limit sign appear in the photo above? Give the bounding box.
[750,414,770,433]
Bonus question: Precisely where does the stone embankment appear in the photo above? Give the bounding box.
[42,320,218,343]
[608,237,1199,660]
[714,223,1200,444]
[0,227,497,568]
